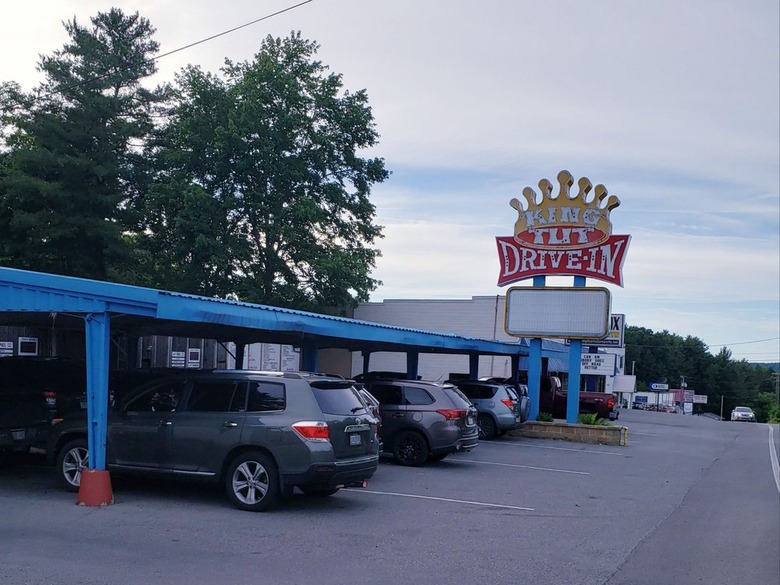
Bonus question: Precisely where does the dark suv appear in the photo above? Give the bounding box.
[361,378,478,466]
[48,371,380,511]
[450,379,529,439]
[0,357,87,457]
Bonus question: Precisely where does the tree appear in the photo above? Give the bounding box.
[142,33,388,310]
[0,9,165,280]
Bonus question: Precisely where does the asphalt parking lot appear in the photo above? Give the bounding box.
[2,409,779,585]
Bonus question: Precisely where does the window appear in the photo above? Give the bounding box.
[126,381,186,412]
[370,384,403,406]
[246,381,285,412]
[17,337,38,356]
[403,386,434,406]
[187,380,244,412]
[310,384,367,416]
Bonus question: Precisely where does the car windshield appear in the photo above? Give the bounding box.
[735,407,752,412]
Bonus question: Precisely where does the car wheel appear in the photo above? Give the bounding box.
[392,431,429,466]
[225,451,279,512]
[478,414,497,440]
[57,438,88,493]
[428,453,448,462]
[299,486,340,497]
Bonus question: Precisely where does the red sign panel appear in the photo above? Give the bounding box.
[496,234,631,287]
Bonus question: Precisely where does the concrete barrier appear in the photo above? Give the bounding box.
[513,421,628,446]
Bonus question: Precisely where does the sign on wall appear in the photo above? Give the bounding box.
[496,170,631,287]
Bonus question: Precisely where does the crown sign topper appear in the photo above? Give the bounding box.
[496,170,631,287]
[511,170,620,249]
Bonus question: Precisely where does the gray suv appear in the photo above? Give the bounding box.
[450,379,529,439]
[362,378,478,466]
[48,371,380,511]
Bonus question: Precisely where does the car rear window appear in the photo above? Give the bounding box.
[444,386,473,408]
[310,383,368,415]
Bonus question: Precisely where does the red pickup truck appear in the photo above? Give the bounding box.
[539,376,618,421]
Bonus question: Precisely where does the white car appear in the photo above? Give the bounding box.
[730,406,756,422]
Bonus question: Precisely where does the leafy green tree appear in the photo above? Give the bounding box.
[142,33,388,310]
[0,9,166,280]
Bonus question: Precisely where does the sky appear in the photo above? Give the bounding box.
[2,0,779,364]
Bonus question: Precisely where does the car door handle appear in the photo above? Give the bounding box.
[392,413,404,419]
[222,421,239,428]
[159,420,173,426]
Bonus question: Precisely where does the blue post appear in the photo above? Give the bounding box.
[84,313,110,470]
[468,354,480,379]
[566,276,587,423]
[300,341,318,372]
[406,352,419,380]
[528,276,545,421]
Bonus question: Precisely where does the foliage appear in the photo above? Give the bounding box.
[139,33,388,310]
[578,413,610,426]
[625,326,778,422]
[536,412,554,422]
[754,392,780,424]
[0,9,167,280]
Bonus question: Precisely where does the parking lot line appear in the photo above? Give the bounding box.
[345,488,535,511]
[457,458,590,475]
[490,440,628,456]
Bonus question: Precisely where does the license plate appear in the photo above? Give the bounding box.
[349,433,361,446]
[11,430,25,441]
[467,416,475,425]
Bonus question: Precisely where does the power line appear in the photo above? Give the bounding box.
[155,0,315,61]
[27,0,316,98]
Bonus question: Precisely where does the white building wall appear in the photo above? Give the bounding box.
[351,296,521,380]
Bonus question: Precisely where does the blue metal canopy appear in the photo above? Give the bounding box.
[0,266,570,474]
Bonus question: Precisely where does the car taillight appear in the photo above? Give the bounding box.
[436,409,467,420]
[607,397,615,409]
[500,399,515,410]
[292,421,330,442]
[43,391,57,408]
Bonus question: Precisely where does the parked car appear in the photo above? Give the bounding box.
[48,370,381,511]
[0,357,87,456]
[449,379,528,439]
[730,406,756,422]
[361,377,478,466]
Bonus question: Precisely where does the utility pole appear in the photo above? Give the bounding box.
[720,395,724,421]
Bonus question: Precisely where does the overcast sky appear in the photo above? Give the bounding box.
[2,0,778,364]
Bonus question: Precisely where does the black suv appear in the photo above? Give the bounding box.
[361,377,478,466]
[0,357,87,457]
[49,371,381,511]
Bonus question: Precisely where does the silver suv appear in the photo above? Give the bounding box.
[48,371,380,511]
[450,379,529,439]
[361,378,478,466]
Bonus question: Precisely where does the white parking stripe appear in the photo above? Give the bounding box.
[768,425,780,494]
[488,440,627,456]
[345,489,534,511]
[457,458,590,475]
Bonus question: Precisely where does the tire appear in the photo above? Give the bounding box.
[299,486,340,497]
[225,451,279,512]
[477,414,497,440]
[392,431,429,466]
[428,453,448,462]
[57,438,88,493]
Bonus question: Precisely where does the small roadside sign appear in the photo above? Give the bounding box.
[649,382,669,391]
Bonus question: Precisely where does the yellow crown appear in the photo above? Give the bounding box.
[510,170,620,249]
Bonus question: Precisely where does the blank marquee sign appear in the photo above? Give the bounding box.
[504,286,611,339]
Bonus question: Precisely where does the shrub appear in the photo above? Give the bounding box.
[537,412,554,422]
[578,413,610,426]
